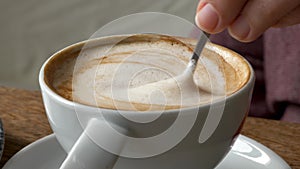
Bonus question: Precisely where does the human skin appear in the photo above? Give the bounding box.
[195,0,300,42]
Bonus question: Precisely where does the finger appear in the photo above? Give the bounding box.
[273,5,300,27]
[195,0,248,34]
[228,0,300,42]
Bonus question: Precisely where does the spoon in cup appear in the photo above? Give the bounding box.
[127,32,210,108]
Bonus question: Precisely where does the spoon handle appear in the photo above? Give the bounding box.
[191,32,210,65]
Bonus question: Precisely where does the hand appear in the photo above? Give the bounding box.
[195,0,300,42]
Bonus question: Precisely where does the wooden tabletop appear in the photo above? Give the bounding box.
[0,86,299,168]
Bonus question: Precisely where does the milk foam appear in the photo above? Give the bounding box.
[49,34,250,111]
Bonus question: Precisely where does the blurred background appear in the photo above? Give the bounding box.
[0,0,198,89]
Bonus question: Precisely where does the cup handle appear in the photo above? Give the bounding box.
[59,118,128,169]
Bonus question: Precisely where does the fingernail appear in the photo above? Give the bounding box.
[230,15,250,40]
[195,3,219,32]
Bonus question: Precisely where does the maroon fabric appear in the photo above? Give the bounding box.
[264,25,300,123]
[210,25,300,123]
[282,104,300,123]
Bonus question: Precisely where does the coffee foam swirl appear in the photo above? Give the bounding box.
[45,34,250,111]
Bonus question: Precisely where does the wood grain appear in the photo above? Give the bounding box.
[242,118,300,168]
[0,86,52,167]
[0,86,299,168]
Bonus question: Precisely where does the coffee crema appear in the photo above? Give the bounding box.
[44,34,250,111]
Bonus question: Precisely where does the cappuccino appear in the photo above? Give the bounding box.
[44,34,250,111]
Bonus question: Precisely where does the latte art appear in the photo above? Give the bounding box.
[44,34,250,111]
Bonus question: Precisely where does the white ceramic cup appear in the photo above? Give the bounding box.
[39,35,255,169]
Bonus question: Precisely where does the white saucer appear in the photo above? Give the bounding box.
[3,134,291,169]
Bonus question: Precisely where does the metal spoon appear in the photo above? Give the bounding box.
[185,32,210,74]
[127,32,211,106]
